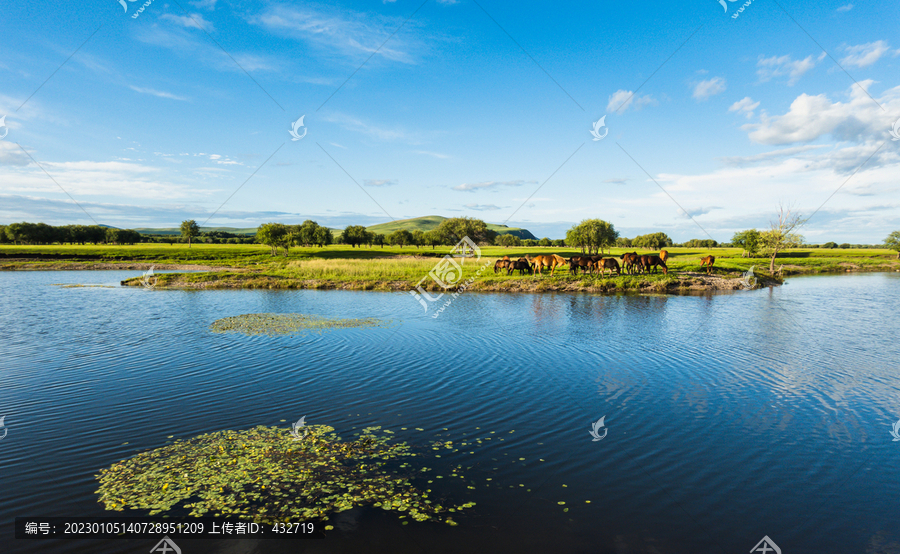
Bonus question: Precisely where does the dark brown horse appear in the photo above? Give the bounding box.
[597,258,621,276]
[641,255,668,274]
[700,255,715,275]
[621,252,641,274]
[494,259,510,273]
[507,260,533,275]
[568,256,594,275]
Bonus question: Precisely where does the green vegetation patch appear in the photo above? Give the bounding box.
[209,313,392,336]
[95,425,469,524]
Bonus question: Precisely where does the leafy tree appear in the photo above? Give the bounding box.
[522,239,538,247]
[388,229,414,247]
[257,223,290,255]
[759,205,805,273]
[341,225,369,248]
[181,220,200,248]
[497,233,521,247]
[434,217,495,246]
[411,230,426,249]
[732,229,761,256]
[884,231,900,259]
[616,237,632,247]
[684,238,718,248]
[839,243,851,249]
[538,237,551,247]
[423,230,444,249]
[632,232,673,250]
[566,219,618,254]
[821,241,838,249]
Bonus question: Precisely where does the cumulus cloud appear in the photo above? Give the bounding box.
[839,41,897,68]
[728,96,760,118]
[452,180,536,192]
[757,53,825,85]
[742,81,900,146]
[606,89,657,113]
[693,77,726,101]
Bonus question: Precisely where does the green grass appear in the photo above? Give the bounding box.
[3,244,897,291]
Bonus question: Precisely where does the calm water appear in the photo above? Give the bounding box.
[1,270,899,554]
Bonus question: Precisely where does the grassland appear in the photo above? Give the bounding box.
[2,243,897,293]
[364,215,536,240]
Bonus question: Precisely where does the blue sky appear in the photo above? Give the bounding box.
[1,0,898,242]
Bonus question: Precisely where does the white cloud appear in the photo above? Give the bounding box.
[323,112,410,141]
[728,96,760,118]
[839,41,896,68]
[836,4,853,12]
[464,203,501,210]
[252,5,420,64]
[606,89,657,113]
[757,53,825,85]
[742,81,900,146]
[603,178,629,184]
[719,145,829,166]
[161,13,215,33]
[452,180,536,192]
[363,179,397,187]
[693,77,727,101]
[128,86,188,101]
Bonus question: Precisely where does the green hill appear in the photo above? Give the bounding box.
[365,216,537,240]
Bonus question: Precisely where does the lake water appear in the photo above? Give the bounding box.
[1,270,899,554]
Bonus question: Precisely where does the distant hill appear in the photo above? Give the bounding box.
[365,216,537,240]
[134,227,258,236]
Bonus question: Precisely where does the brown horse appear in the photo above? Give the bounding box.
[493,259,510,273]
[641,255,668,274]
[621,252,641,274]
[700,255,715,275]
[530,254,568,276]
[597,258,621,276]
[659,250,669,263]
[507,260,533,275]
[568,256,594,275]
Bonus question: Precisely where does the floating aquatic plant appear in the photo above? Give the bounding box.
[95,425,469,525]
[209,313,392,336]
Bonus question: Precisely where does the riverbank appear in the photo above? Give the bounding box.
[3,244,898,293]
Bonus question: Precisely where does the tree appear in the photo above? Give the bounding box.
[632,232,673,250]
[522,239,538,247]
[314,227,333,247]
[758,205,805,273]
[732,229,761,256]
[388,229,414,247]
[538,237,551,247]
[423,230,444,249]
[434,217,495,246]
[551,239,565,247]
[566,219,619,254]
[411,230,426,249]
[256,223,290,255]
[616,237,632,248]
[885,231,900,259]
[341,225,369,248]
[498,234,521,247]
[181,220,200,248]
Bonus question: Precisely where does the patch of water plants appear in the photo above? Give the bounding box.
[209,313,392,336]
[95,425,471,525]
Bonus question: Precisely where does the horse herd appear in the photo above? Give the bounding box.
[493,251,719,277]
